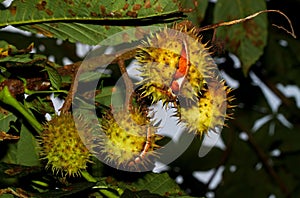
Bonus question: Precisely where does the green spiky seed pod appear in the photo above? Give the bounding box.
[96,109,160,171]
[179,80,233,136]
[139,82,177,105]
[39,113,92,177]
[136,24,216,104]
[136,44,180,105]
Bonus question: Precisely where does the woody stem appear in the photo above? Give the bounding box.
[117,58,134,111]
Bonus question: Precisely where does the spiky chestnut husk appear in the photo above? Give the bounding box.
[178,80,234,136]
[95,109,160,171]
[39,113,92,177]
[136,45,180,105]
[139,82,177,105]
[136,24,216,104]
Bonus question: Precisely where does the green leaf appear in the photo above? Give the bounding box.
[223,131,259,168]
[180,0,209,25]
[0,110,17,132]
[1,0,184,45]
[213,0,267,74]
[25,96,55,115]
[19,24,125,46]
[44,65,62,90]
[0,40,18,54]
[0,194,14,198]
[0,42,44,64]
[121,189,164,198]
[15,124,40,166]
[35,182,95,198]
[272,118,300,153]
[95,85,125,108]
[128,173,184,196]
[79,71,110,83]
[0,53,46,64]
[216,166,282,197]
[0,86,43,132]
[262,28,300,85]
[0,41,47,65]
[1,122,40,166]
[0,31,81,66]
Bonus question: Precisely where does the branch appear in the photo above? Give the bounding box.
[251,66,300,126]
[117,58,134,111]
[58,48,137,113]
[0,188,30,198]
[232,120,290,196]
[196,10,296,39]
[59,62,81,113]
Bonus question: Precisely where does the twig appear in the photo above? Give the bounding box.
[58,49,137,74]
[58,48,137,113]
[197,10,296,39]
[0,188,30,198]
[0,131,20,141]
[117,58,134,111]
[60,62,81,113]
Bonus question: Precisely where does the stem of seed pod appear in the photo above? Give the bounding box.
[117,58,134,111]
[0,86,43,133]
[60,61,81,114]
[81,170,97,182]
[99,189,120,198]
[31,180,49,187]
[93,185,124,198]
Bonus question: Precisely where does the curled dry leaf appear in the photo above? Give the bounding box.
[0,131,19,141]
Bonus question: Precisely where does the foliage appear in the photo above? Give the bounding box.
[0,0,300,197]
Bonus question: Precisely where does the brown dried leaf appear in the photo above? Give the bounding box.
[0,131,19,141]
